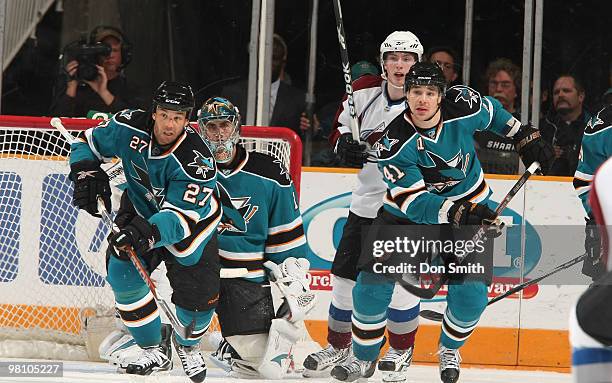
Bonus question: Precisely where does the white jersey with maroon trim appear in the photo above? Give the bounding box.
[330,74,407,218]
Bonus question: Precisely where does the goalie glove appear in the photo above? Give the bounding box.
[264,257,316,323]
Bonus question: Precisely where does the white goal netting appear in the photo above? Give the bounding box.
[0,117,302,360]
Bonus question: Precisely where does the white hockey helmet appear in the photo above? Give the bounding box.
[379,31,423,76]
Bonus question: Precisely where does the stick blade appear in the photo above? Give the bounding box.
[419,309,444,322]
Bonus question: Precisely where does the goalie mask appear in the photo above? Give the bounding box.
[198,97,241,163]
[379,31,423,79]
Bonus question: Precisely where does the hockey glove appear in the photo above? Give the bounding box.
[335,133,368,168]
[513,124,554,175]
[447,201,497,227]
[109,215,160,258]
[69,160,111,217]
[582,217,605,281]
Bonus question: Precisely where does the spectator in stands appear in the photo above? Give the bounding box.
[539,74,591,176]
[474,58,522,175]
[221,34,311,137]
[426,46,461,86]
[50,25,142,118]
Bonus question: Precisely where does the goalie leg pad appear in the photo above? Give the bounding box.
[216,277,275,337]
[165,234,220,312]
[257,318,301,379]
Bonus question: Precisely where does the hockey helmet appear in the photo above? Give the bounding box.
[379,31,423,76]
[152,81,195,114]
[404,62,447,96]
[197,97,241,163]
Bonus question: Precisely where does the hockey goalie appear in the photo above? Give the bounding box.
[99,96,316,379]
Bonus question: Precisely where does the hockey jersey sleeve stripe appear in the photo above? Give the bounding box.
[396,190,427,214]
[159,209,192,239]
[162,199,208,223]
[166,204,222,258]
[268,216,303,235]
[265,234,307,253]
[504,116,522,138]
[574,171,594,182]
[220,257,263,270]
[219,249,264,261]
[266,224,305,248]
[389,181,426,199]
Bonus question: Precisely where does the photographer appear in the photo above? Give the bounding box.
[50,26,141,117]
[539,74,591,176]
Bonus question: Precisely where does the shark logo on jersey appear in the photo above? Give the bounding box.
[152,186,166,206]
[585,113,606,134]
[218,196,259,233]
[373,131,399,154]
[119,110,137,120]
[454,87,479,109]
[188,150,214,177]
[418,150,470,192]
[131,161,162,208]
[273,159,291,182]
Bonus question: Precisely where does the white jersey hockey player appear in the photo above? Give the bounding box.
[303,31,423,382]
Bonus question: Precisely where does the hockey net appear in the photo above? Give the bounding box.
[0,115,303,360]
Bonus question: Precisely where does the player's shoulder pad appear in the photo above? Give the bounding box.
[443,85,483,120]
[111,109,150,134]
[352,74,383,92]
[242,151,292,186]
[373,112,416,160]
[173,127,217,181]
[584,105,612,135]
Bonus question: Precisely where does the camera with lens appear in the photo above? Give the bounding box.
[63,40,111,81]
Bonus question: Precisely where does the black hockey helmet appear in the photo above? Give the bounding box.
[404,62,447,96]
[152,81,195,114]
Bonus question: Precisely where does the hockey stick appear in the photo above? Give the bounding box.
[50,117,249,280]
[393,162,541,300]
[96,198,195,339]
[419,252,589,322]
[332,0,360,143]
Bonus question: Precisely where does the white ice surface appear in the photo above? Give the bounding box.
[0,359,572,383]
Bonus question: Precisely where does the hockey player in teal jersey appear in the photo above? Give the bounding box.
[197,97,315,379]
[69,81,219,382]
[573,105,612,281]
[330,62,554,383]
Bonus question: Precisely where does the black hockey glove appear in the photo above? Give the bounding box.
[109,215,160,259]
[513,124,555,175]
[69,160,111,217]
[582,217,605,281]
[335,133,368,168]
[447,201,497,227]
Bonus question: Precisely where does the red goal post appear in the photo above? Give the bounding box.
[0,115,302,359]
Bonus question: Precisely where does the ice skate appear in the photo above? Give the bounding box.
[172,336,207,382]
[302,344,351,377]
[124,325,172,376]
[330,354,376,382]
[377,346,413,382]
[438,345,461,383]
